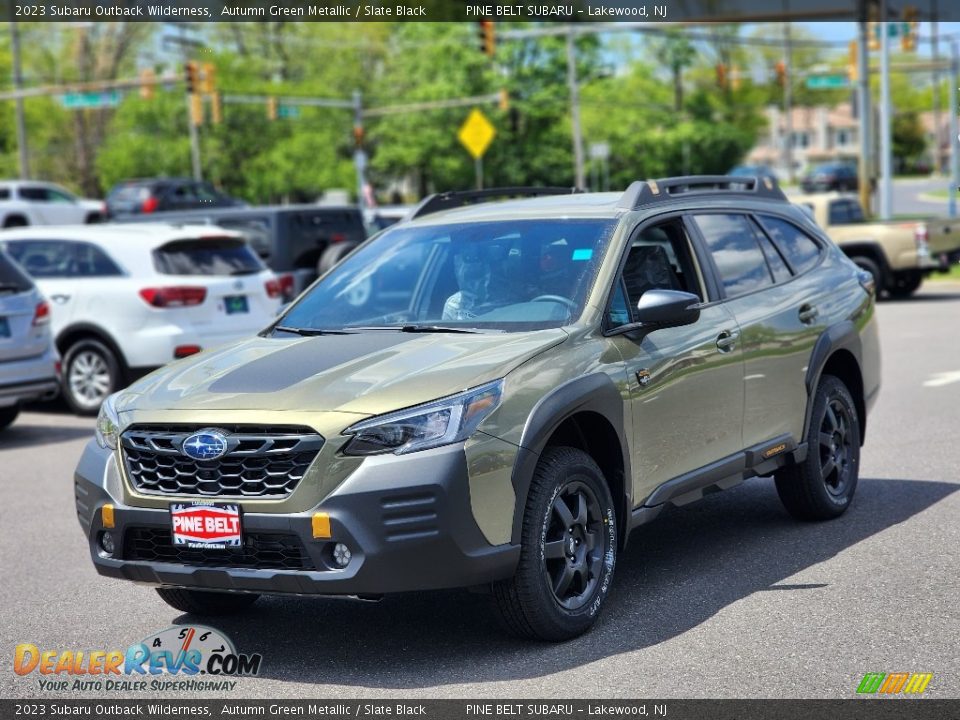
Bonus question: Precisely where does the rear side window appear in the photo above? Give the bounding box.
[757,216,823,274]
[0,249,34,293]
[0,188,10,200]
[3,240,74,278]
[18,186,48,202]
[153,237,264,276]
[692,214,772,298]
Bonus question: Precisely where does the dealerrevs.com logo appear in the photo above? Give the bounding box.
[14,625,262,692]
[856,672,933,695]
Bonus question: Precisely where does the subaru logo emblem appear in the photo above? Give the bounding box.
[181,430,229,461]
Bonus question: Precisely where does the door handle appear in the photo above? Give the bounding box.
[798,304,819,324]
[716,330,739,353]
[49,294,71,304]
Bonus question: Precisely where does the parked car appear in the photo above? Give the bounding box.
[797,192,960,297]
[114,205,368,297]
[0,247,59,430]
[0,225,282,414]
[75,177,880,640]
[0,180,105,227]
[363,205,413,234]
[800,162,860,193]
[105,178,244,219]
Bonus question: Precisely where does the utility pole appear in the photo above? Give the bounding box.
[857,5,872,215]
[10,20,30,179]
[931,0,943,175]
[878,2,893,220]
[948,40,959,218]
[565,28,586,190]
[186,90,202,181]
[782,22,794,184]
[353,90,368,211]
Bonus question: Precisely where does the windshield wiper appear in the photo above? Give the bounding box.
[349,324,491,334]
[273,325,354,336]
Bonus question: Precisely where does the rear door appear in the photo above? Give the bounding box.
[606,215,745,503]
[0,250,47,364]
[16,185,83,225]
[1,239,78,338]
[150,235,280,335]
[691,212,828,450]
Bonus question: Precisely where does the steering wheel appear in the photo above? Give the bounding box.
[530,294,578,311]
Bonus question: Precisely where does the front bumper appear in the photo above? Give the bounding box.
[75,440,519,596]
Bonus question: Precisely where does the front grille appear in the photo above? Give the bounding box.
[120,424,324,498]
[124,527,316,570]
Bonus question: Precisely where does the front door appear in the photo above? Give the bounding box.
[607,217,745,505]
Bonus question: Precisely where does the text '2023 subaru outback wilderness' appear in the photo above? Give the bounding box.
[76,177,880,641]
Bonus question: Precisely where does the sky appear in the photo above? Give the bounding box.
[797,21,960,51]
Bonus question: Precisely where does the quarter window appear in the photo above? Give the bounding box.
[692,214,773,298]
[757,216,823,274]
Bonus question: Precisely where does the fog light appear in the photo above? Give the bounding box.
[99,531,115,557]
[332,542,352,568]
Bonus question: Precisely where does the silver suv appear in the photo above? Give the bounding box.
[0,248,58,429]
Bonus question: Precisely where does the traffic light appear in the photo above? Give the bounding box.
[184,61,199,94]
[731,66,741,91]
[902,6,919,52]
[267,96,277,121]
[498,88,509,111]
[715,63,727,89]
[211,93,222,125]
[353,124,364,148]
[139,68,155,100]
[868,22,880,51]
[847,40,858,82]
[189,93,203,126]
[200,62,216,95]
[775,61,786,88]
[477,20,495,57]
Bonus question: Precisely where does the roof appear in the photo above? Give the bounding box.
[406,192,625,226]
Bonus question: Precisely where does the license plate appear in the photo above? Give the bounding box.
[0,317,8,338]
[170,503,242,549]
[223,295,249,315]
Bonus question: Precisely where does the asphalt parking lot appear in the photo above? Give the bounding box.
[3,284,959,700]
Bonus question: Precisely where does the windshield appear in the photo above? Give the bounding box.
[278,218,617,333]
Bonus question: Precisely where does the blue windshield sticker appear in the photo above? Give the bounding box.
[572,248,593,261]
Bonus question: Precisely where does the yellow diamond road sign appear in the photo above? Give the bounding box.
[458,109,496,160]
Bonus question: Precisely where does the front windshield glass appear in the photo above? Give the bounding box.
[278,218,617,333]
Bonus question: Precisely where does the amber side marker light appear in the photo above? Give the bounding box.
[312,512,331,539]
[101,504,115,529]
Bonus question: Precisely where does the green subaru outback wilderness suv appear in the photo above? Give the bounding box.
[76,176,880,641]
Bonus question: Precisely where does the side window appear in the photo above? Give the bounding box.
[46,188,76,204]
[18,186,48,202]
[751,220,792,283]
[608,219,703,328]
[692,214,773,298]
[756,216,823,274]
[3,240,75,278]
[74,242,123,277]
[0,188,10,200]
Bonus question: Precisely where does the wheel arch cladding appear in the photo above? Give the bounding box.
[806,322,866,444]
[57,324,129,372]
[511,373,631,548]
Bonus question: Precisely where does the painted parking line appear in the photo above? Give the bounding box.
[923,370,960,388]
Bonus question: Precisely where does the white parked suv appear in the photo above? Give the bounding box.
[0,224,283,414]
[0,181,105,227]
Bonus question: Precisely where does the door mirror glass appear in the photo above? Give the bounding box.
[635,289,701,327]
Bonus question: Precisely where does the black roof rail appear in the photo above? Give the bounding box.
[408,187,582,220]
[618,175,786,210]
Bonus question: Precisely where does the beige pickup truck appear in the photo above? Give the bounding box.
[797,192,960,297]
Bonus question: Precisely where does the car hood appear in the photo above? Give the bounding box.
[121,329,568,416]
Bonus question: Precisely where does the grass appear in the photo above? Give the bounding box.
[928,263,960,281]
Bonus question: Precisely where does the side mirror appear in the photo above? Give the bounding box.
[635,289,701,327]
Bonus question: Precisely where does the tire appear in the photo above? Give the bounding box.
[317,241,359,275]
[850,256,883,295]
[888,270,923,298]
[492,446,618,641]
[3,216,28,228]
[84,213,102,224]
[156,588,260,616]
[775,375,861,521]
[0,405,20,431]
[62,338,122,415]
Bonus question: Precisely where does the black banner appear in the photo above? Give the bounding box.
[1,700,959,720]
[3,0,959,23]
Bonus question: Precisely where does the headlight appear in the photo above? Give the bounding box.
[95,393,122,450]
[342,379,503,456]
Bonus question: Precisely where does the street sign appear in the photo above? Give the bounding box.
[806,75,850,90]
[458,109,496,160]
[589,142,610,160]
[277,105,300,119]
[60,91,121,109]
